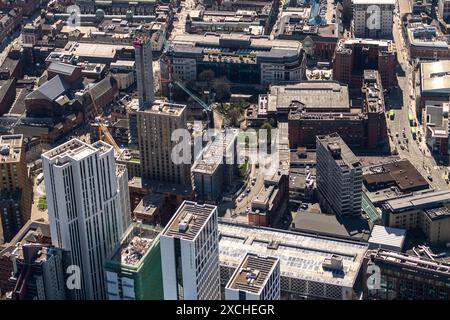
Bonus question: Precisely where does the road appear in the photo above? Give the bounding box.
[386,7,448,190]
[170,0,196,40]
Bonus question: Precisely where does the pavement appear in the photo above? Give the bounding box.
[387,10,448,190]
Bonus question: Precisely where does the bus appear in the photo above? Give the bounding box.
[411,127,417,140]
[388,110,395,120]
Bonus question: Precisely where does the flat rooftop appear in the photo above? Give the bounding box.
[290,212,371,242]
[226,253,279,294]
[317,133,361,169]
[192,129,239,175]
[162,201,217,241]
[111,224,160,267]
[42,138,112,164]
[363,159,429,193]
[65,42,133,59]
[0,134,23,163]
[420,60,450,94]
[386,189,450,213]
[267,81,350,113]
[219,221,368,288]
[138,100,186,116]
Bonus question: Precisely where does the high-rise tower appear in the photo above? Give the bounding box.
[134,37,155,108]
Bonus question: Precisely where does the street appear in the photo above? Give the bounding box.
[386,5,448,190]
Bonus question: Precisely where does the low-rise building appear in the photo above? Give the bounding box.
[383,189,450,245]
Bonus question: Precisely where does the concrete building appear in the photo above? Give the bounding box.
[168,33,306,90]
[418,60,450,119]
[134,37,155,108]
[9,244,67,300]
[225,253,280,300]
[219,220,368,300]
[316,133,363,216]
[42,139,127,300]
[405,23,450,60]
[352,0,395,38]
[362,70,388,149]
[0,135,32,243]
[333,38,396,90]
[160,201,221,300]
[137,101,191,185]
[75,0,156,15]
[363,249,450,299]
[105,223,163,300]
[192,129,239,202]
[425,102,450,163]
[383,190,450,246]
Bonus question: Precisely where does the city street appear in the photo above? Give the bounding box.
[386,7,448,190]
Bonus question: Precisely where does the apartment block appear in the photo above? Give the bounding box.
[42,139,127,300]
[316,133,363,216]
[225,253,280,300]
[0,134,32,243]
[160,201,221,300]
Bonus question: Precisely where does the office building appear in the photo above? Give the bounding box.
[405,23,450,60]
[134,37,155,108]
[137,101,191,185]
[192,129,239,202]
[219,220,368,300]
[168,33,306,89]
[333,38,396,90]
[363,249,450,300]
[105,223,163,300]
[0,220,52,298]
[418,60,450,119]
[9,244,67,300]
[42,139,126,300]
[0,135,32,243]
[225,253,280,300]
[160,201,221,300]
[316,133,363,216]
[353,0,394,38]
[383,189,450,245]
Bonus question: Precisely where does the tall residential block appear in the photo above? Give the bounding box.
[160,201,221,300]
[137,101,191,185]
[105,223,163,300]
[134,37,155,108]
[0,134,32,243]
[42,139,127,300]
[316,133,363,216]
[353,0,395,38]
[225,253,280,300]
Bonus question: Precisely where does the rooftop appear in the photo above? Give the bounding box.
[420,60,450,94]
[162,201,217,241]
[226,253,279,294]
[385,189,450,214]
[219,221,368,287]
[0,134,23,164]
[42,138,112,164]
[138,100,186,116]
[266,81,349,113]
[111,224,160,267]
[317,133,361,169]
[363,159,429,193]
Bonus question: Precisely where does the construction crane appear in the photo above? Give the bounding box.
[89,90,124,158]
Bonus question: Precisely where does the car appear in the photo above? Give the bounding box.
[301,204,308,210]
[246,188,251,193]
[427,175,433,181]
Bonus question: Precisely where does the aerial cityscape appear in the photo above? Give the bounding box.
[0,0,449,304]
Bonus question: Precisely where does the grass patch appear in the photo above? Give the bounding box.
[38,196,47,211]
